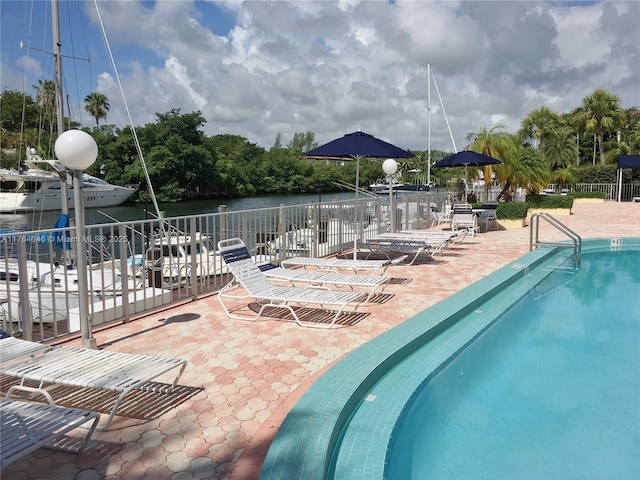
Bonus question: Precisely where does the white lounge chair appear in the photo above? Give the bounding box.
[280,254,407,275]
[357,237,447,265]
[218,238,366,328]
[377,230,466,244]
[0,330,54,364]
[220,240,390,303]
[1,398,99,470]
[451,205,480,236]
[0,334,187,430]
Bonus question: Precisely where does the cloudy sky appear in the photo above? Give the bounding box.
[1,0,638,153]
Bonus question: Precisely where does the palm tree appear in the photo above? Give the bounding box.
[545,126,578,169]
[575,89,624,165]
[33,79,56,134]
[84,92,110,127]
[518,106,561,156]
[466,125,514,199]
[551,167,576,190]
[494,141,549,199]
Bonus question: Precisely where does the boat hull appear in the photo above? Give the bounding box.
[0,187,136,213]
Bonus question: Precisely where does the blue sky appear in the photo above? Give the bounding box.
[1,1,638,152]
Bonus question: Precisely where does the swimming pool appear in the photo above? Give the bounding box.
[385,246,639,479]
[260,238,640,480]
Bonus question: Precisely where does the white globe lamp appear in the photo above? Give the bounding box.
[382,158,398,176]
[54,129,98,171]
[54,129,98,349]
[382,159,398,232]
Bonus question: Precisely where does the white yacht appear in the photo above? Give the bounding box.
[0,148,137,213]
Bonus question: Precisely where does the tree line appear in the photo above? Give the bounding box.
[0,86,638,203]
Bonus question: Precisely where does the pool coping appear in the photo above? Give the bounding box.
[259,237,639,480]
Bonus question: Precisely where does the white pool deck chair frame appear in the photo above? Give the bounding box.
[0,334,187,430]
[357,237,448,265]
[451,205,480,236]
[280,254,407,276]
[1,398,99,470]
[377,230,467,244]
[220,240,390,303]
[218,238,366,328]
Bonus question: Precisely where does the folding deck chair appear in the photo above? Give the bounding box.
[1,398,99,470]
[224,239,390,303]
[0,334,187,430]
[218,238,366,328]
[357,237,447,265]
[377,230,467,244]
[280,254,407,275]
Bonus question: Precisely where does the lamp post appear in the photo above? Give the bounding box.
[54,130,98,349]
[382,158,398,233]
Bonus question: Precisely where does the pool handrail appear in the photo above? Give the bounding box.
[529,212,582,265]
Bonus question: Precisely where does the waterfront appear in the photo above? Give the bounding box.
[0,192,359,232]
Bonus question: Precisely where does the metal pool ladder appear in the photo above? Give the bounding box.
[529,212,582,265]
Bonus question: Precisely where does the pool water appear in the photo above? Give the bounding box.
[386,249,640,479]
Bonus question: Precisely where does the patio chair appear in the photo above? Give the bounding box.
[280,254,407,275]
[1,398,99,470]
[429,202,452,229]
[477,207,498,232]
[451,205,480,236]
[0,334,187,430]
[218,238,366,328]
[217,239,390,302]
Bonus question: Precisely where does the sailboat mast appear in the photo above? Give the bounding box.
[427,62,431,187]
[52,0,70,217]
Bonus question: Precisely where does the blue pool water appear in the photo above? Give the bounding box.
[386,248,640,479]
[260,240,640,480]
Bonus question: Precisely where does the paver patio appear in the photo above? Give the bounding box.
[2,201,638,480]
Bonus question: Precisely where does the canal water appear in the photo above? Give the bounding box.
[0,192,359,232]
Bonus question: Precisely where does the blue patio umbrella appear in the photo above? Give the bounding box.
[432,149,501,169]
[303,130,414,196]
[433,150,501,201]
[304,131,414,161]
[304,131,414,257]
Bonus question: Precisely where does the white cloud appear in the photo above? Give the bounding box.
[3,0,638,153]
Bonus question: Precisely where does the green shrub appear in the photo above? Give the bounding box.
[571,191,606,199]
[496,202,529,219]
[526,195,574,209]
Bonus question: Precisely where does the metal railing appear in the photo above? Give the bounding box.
[0,191,451,342]
[529,212,582,265]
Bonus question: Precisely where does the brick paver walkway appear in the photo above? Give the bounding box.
[3,201,638,479]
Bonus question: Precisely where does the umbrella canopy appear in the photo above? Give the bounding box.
[432,150,501,168]
[303,131,414,160]
[433,150,501,202]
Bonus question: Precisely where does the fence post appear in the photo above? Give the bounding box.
[219,205,228,240]
[17,240,32,341]
[118,225,130,322]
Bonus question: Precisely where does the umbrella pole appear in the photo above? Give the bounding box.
[353,156,360,260]
[464,164,468,203]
